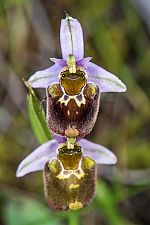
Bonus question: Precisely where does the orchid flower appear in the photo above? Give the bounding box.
[16,136,117,210]
[16,137,117,178]
[28,15,127,93]
[16,15,125,211]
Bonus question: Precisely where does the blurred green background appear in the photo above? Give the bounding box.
[0,0,150,224]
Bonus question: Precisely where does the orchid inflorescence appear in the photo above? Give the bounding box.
[16,14,126,211]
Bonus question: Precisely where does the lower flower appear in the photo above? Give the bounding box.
[16,137,117,211]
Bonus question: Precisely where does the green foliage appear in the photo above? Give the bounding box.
[0,0,29,9]
[26,82,52,144]
[3,194,62,225]
[95,181,132,225]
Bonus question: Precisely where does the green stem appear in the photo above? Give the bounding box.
[68,212,79,225]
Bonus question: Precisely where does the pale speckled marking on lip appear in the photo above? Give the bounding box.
[58,93,86,107]
[69,184,80,189]
[69,201,83,210]
[57,80,86,107]
[56,159,85,180]
[57,65,88,107]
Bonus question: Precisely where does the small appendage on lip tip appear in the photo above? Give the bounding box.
[65,127,79,149]
[66,54,76,73]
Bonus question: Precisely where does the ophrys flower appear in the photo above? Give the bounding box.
[16,136,117,211]
[28,14,127,138]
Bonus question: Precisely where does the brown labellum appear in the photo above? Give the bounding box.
[43,144,96,211]
[46,68,100,138]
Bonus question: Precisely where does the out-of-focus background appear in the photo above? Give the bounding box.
[0,0,150,224]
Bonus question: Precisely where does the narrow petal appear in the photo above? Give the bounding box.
[79,139,117,165]
[60,15,84,60]
[77,57,92,67]
[28,64,61,88]
[85,62,127,92]
[52,133,67,143]
[16,140,58,177]
[50,58,66,67]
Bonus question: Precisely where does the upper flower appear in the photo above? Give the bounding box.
[28,15,127,93]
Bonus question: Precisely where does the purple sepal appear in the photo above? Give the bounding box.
[85,62,127,93]
[77,57,92,67]
[60,16,84,61]
[79,139,117,165]
[50,58,66,67]
[52,133,67,143]
[16,140,58,177]
[28,64,61,88]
